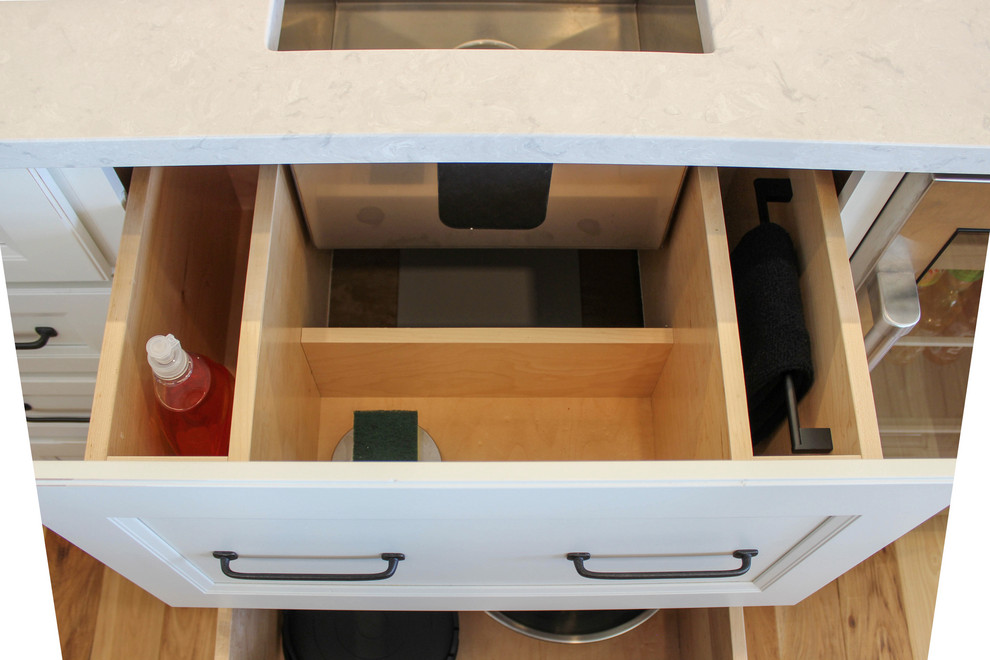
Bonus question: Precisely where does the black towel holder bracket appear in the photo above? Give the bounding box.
[752,178,834,455]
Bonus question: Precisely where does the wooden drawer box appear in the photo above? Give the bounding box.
[34,165,953,659]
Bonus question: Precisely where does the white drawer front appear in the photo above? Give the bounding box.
[21,375,96,414]
[9,287,110,375]
[28,422,88,461]
[35,460,952,611]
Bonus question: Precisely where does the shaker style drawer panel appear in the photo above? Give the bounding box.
[156,515,798,588]
[28,422,88,461]
[35,165,952,621]
[35,460,952,610]
[9,287,111,375]
[21,374,96,414]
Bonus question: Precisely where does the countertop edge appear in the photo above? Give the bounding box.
[4,135,990,173]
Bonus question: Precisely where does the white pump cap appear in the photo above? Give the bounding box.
[146,334,191,381]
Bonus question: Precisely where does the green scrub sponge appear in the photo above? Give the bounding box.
[352,410,419,462]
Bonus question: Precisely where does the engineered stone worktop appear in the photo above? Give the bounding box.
[1,0,989,172]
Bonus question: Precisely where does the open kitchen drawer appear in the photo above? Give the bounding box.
[33,165,953,658]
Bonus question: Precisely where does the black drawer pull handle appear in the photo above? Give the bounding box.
[15,326,58,350]
[566,549,759,580]
[24,403,90,424]
[212,551,405,581]
[26,415,91,423]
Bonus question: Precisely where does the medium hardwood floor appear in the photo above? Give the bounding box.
[44,528,217,660]
[745,511,947,660]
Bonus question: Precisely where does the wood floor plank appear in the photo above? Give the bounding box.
[746,518,946,660]
[678,609,718,660]
[779,583,848,659]
[894,512,948,660]
[837,545,913,660]
[215,609,282,660]
[678,608,747,659]
[160,607,217,660]
[743,607,782,660]
[769,582,848,660]
[44,528,104,660]
[90,567,167,659]
[46,527,227,660]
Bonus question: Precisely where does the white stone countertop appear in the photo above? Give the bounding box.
[1,0,990,172]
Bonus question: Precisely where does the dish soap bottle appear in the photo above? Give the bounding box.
[146,334,234,456]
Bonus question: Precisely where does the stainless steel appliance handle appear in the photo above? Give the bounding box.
[850,173,931,292]
[850,173,990,292]
[863,237,920,371]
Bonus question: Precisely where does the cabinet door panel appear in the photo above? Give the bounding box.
[35,459,952,611]
[0,169,110,283]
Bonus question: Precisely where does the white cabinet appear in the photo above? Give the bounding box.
[2,168,124,459]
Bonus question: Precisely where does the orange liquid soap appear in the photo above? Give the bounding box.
[146,334,234,456]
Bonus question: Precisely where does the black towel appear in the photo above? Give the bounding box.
[730,222,814,444]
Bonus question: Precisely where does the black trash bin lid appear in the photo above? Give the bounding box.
[282,610,458,660]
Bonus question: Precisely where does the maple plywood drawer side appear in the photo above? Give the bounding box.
[34,165,953,660]
[717,168,885,461]
[84,166,257,460]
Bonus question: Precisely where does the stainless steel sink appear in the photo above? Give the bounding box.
[274,0,705,52]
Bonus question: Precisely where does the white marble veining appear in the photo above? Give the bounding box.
[1,0,990,171]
